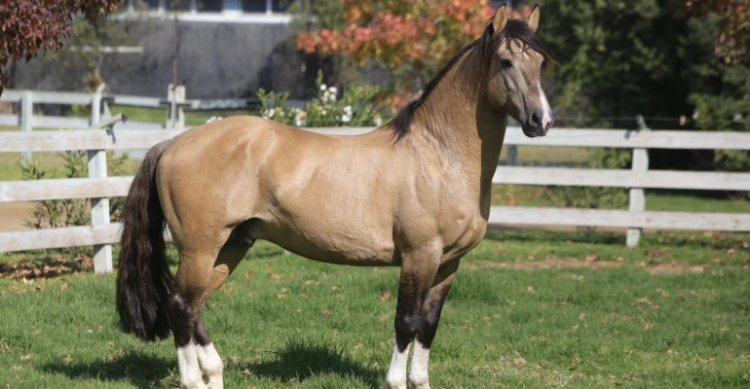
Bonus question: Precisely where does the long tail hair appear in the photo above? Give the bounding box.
[116,140,174,341]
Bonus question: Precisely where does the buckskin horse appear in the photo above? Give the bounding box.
[116,5,553,389]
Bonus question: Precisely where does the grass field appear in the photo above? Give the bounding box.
[1,230,748,388]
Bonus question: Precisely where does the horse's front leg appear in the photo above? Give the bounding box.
[386,245,452,389]
[409,258,460,389]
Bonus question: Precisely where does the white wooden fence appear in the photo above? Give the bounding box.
[0,86,259,142]
[2,124,749,274]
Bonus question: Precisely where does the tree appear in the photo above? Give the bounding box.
[0,0,122,95]
[685,0,750,64]
[296,0,527,108]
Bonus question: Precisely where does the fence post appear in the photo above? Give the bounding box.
[88,85,113,273]
[20,91,33,162]
[506,145,518,166]
[167,84,186,130]
[627,115,650,248]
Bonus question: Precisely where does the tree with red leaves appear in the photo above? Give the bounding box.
[296,0,526,108]
[0,0,121,95]
[686,0,750,63]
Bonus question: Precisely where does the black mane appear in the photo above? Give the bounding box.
[390,19,551,140]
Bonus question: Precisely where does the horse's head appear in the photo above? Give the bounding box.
[483,5,553,137]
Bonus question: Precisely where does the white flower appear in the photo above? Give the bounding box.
[294,109,306,127]
[341,114,351,123]
[320,84,327,91]
[344,105,352,115]
[374,114,383,126]
[266,108,276,118]
[329,86,337,95]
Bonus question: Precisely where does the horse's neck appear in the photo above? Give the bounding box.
[410,53,507,215]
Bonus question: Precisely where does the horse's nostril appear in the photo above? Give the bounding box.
[531,112,542,126]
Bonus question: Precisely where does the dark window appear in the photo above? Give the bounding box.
[199,0,223,11]
[144,0,160,9]
[242,0,266,12]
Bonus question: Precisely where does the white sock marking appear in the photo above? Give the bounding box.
[196,343,224,389]
[409,341,431,388]
[177,342,207,389]
[386,342,411,389]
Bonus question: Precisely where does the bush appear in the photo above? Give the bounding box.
[20,150,130,259]
[258,71,384,127]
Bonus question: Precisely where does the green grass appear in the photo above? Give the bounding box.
[0,152,66,181]
[1,231,748,388]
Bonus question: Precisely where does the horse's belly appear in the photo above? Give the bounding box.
[263,222,397,266]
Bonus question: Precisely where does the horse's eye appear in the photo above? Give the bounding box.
[500,59,513,69]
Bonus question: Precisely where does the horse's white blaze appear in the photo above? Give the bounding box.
[386,342,411,389]
[537,81,553,129]
[196,343,224,389]
[177,342,207,389]
[409,341,431,388]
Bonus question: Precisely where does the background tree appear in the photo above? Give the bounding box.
[295,0,513,108]
[686,0,750,64]
[684,0,750,173]
[0,0,122,95]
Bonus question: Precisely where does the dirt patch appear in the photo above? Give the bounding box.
[644,262,706,275]
[466,258,623,271]
[0,201,35,231]
[0,257,93,280]
[466,257,712,275]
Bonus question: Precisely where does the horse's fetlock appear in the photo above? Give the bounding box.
[409,370,430,386]
[180,375,207,389]
[385,374,407,389]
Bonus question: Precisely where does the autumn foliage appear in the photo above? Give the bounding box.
[298,0,488,69]
[296,1,535,108]
[685,0,750,63]
[0,0,121,93]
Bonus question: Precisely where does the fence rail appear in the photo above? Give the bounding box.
[2,124,750,274]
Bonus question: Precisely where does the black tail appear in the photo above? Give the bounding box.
[116,140,174,341]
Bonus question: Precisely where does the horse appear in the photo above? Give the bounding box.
[116,5,553,389]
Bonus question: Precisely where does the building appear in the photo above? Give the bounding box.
[12,0,311,99]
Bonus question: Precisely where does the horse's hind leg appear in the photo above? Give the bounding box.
[194,238,253,388]
[170,229,253,389]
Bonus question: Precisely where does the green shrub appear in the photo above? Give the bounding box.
[258,71,384,127]
[20,150,130,259]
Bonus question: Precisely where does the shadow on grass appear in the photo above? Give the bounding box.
[244,339,381,388]
[42,350,173,389]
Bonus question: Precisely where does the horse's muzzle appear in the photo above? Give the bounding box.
[522,108,553,137]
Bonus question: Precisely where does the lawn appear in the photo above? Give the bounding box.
[0,231,748,388]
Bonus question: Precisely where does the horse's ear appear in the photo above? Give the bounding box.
[492,4,509,33]
[527,4,540,32]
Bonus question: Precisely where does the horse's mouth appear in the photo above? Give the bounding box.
[521,124,548,138]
